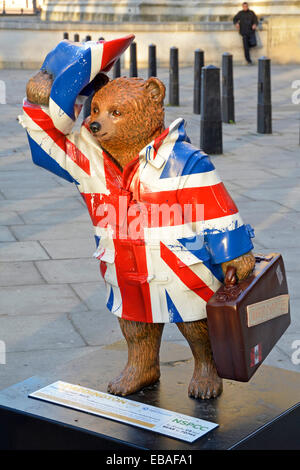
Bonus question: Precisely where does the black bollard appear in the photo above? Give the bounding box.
[113,58,121,78]
[129,42,138,77]
[257,56,272,134]
[85,35,92,42]
[200,65,223,154]
[148,44,157,78]
[222,52,235,123]
[169,47,179,106]
[63,32,69,40]
[74,33,80,42]
[83,95,93,120]
[193,49,204,114]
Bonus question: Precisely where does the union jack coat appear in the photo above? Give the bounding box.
[19,40,254,324]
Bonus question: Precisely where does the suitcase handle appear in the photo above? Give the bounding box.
[216,266,243,301]
[224,266,237,287]
[255,254,273,263]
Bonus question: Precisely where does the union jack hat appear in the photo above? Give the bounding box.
[39,35,135,134]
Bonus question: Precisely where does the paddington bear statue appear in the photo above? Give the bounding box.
[19,36,256,400]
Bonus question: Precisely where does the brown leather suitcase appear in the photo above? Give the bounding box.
[206,253,290,382]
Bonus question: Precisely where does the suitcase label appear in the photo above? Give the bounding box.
[247,294,289,327]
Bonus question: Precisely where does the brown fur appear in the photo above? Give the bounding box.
[176,320,223,399]
[107,318,164,396]
[26,70,53,105]
[222,251,256,281]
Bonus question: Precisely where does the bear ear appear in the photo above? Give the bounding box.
[93,73,110,92]
[144,77,165,103]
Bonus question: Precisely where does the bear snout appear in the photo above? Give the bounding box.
[89,121,101,134]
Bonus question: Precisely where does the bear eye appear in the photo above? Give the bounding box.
[112,110,121,117]
[93,107,99,114]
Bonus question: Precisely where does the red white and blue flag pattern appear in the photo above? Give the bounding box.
[19,40,254,323]
[37,36,135,134]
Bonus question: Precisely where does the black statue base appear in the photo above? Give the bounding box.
[0,344,299,450]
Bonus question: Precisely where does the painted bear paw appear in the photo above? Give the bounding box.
[107,365,160,396]
[188,374,223,400]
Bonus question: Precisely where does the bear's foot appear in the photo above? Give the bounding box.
[188,368,223,400]
[107,364,160,396]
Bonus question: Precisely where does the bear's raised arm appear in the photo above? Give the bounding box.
[19,36,134,182]
[26,70,53,106]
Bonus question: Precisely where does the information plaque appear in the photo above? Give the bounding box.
[29,381,218,443]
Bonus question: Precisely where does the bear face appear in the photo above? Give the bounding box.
[89,76,166,169]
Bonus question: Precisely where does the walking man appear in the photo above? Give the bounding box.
[233,2,258,65]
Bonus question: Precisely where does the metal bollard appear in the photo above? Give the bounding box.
[129,42,138,77]
[222,52,235,123]
[83,95,93,120]
[148,44,157,78]
[193,49,204,115]
[113,58,121,79]
[63,32,69,40]
[257,56,272,134]
[169,47,179,106]
[74,33,80,42]
[85,35,92,42]
[200,65,223,154]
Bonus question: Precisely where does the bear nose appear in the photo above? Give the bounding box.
[89,121,101,134]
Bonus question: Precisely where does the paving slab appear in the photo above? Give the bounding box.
[0,284,87,316]
[35,258,100,284]
[0,171,59,186]
[0,346,99,391]
[0,211,24,225]
[266,246,300,271]
[0,261,45,287]
[0,313,86,352]
[0,196,84,212]
[234,199,291,214]
[19,208,89,225]
[0,240,49,261]
[0,156,42,171]
[263,343,300,374]
[237,187,300,212]
[286,276,300,300]
[236,177,300,190]
[69,310,124,347]
[1,184,80,201]
[70,281,107,312]
[40,238,95,259]
[0,226,15,242]
[10,222,93,242]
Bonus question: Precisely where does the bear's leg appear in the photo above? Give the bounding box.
[107,318,164,396]
[176,319,223,399]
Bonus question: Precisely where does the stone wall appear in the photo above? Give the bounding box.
[40,0,300,23]
[0,15,299,69]
[267,16,300,64]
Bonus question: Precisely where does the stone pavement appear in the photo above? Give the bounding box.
[0,62,299,391]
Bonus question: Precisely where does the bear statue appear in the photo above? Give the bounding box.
[19,37,255,400]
